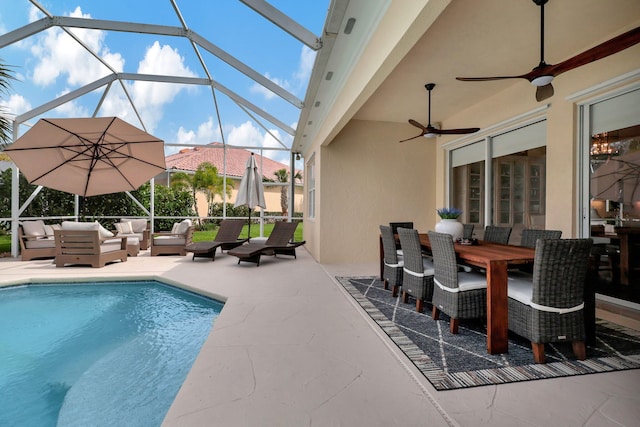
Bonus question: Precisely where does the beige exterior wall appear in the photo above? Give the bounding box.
[305,47,640,265]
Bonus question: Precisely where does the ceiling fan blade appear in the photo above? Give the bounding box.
[408,119,427,131]
[436,127,481,135]
[535,83,554,102]
[546,25,640,78]
[399,133,425,143]
[456,75,528,82]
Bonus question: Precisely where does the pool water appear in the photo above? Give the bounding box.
[0,281,223,427]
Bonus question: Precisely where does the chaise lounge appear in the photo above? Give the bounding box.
[185,219,248,261]
[227,221,305,266]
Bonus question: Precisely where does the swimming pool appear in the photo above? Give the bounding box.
[0,280,223,427]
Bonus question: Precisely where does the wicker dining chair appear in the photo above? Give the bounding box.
[397,227,434,313]
[380,225,403,297]
[507,238,593,363]
[483,225,512,244]
[428,231,488,334]
[520,228,562,248]
[462,223,474,240]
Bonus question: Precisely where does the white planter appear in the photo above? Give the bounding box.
[435,218,463,241]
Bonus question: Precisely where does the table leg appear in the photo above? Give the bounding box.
[619,234,630,285]
[486,260,509,354]
[379,236,384,280]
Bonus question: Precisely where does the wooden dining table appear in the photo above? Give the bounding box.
[379,234,535,354]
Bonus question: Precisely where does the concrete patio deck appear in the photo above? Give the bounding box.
[1,248,639,426]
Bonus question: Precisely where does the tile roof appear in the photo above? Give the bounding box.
[166,142,297,181]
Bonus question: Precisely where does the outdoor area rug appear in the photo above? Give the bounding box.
[337,276,640,391]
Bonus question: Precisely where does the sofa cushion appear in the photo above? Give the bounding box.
[62,221,99,231]
[24,236,56,249]
[22,220,46,236]
[153,236,186,246]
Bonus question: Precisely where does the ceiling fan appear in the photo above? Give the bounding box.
[455,0,640,102]
[400,83,480,142]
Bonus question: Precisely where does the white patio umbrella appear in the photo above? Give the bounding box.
[235,153,266,239]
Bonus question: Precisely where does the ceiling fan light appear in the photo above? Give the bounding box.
[531,75,553,86]
[423,132,438,138]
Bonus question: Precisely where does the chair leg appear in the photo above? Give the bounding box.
[402,291,408,303]
[532,342,546,363]
[416,298,423,313]
[392,285,399,297]
[432,305,440,320]
[383,278,389,290]
[572,341,586,360]
[450,318,459,334]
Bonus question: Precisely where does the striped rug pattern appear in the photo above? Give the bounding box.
[337,276,640,391]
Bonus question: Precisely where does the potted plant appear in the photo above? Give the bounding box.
[435,207,464,241]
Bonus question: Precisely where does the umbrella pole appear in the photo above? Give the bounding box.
[247,209,251,242]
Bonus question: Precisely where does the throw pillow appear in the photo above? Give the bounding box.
[95,221,114,239]
[171,222,180,234]
[43,224,54,236]
[115,222,134,235]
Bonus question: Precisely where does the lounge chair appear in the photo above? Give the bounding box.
[227,221,305,266]
[185,219,249,260]
[18,220,58,261]
[151,219,195,256]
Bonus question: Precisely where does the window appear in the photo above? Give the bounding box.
[450,120,547,243]
[307,154,316,219]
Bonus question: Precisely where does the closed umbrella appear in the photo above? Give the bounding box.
[235,153,266,240]
[5,117,166,197]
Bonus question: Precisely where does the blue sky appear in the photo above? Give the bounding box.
[0,0,330,165]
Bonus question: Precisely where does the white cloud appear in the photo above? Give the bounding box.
[164,117,221,155]
[227,120,264,146]
[30,7,124,87]
[99,41,197,132]
[0,94,32,117]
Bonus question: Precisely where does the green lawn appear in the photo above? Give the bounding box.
[0,222,303,255]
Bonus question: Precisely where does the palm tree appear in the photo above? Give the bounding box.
[274,168,302,216]
[0,59,16,148]
[170,162,231,219]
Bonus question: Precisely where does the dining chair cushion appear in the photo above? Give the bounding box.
[506,273,534,305]
[435,271,487,293]
[385,259,404,269]
[403,257,434,278]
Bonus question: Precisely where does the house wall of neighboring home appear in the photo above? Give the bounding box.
[194,185,304,218]
[303,46,640,265]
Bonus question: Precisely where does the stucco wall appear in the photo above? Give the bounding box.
[309,119,436,264]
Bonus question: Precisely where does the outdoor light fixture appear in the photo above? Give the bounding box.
[531,75,553,86]
[344,17,356,34]
[296,153,301,161]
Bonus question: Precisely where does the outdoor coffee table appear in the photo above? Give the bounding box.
[185,242,218,261]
